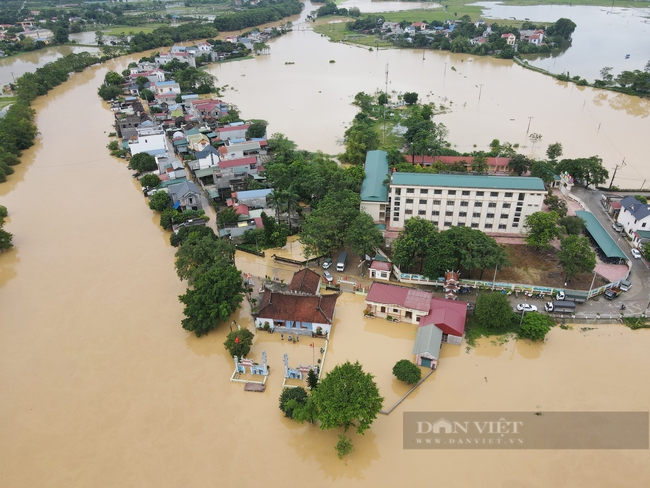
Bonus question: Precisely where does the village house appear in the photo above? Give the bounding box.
[128,122,167,157]
[156,155,186,181]
[216,122,251,141]
[519,29,545,45]
[231,188,273,209]
[288,268,322,296]
[222,140,263,160]
[151,80,181,96]
[193,145,221,170]
[616,196,650,241]
[155,51,196,68]
[501,33,516,46]
[413,324,442,370]
[365,282,432,324]
[167,181,202,211]
[369,260,392,281]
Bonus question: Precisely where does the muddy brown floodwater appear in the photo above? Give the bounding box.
[2,52,650,488]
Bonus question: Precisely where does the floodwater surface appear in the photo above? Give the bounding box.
[2,23,650,488]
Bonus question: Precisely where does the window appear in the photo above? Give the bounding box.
[405,209,413,215]
[473,212,481,218]
[445,211,453,216]
[448,190,456,195]
[474,202,483,207]
[433,211,440,216]
[420,189,428,195]
[394,212,400,217]
[476,191,484,197]
[513,224,519,228]
[498,224,507,229]
[487,213,495,218]
[444,221,452,227]
[515,212,521,217]
[407,188,414,194]
[393,217,399,221]
[505,192,513,198]
[459,212,467,217]
[392,308,400,313]
[503,203,511,208]
[418,210,426,215]
[406,198,413,203]
[644,223,647,228]
[380,271,388,278]
[419,199,427,205]
[432,221,438,227]
[394,196,401,201]
[488,202,497,207]
[432,200,441,205]
[500,214,508,219]
[380,306,386,313]
[461,201,469,207]
[394,201,400,206]
[394,188,401,195]
[447,200,455,205]
[471,223,479,228]
[462,191,470,196]
[518,193,525,200]
[513,218,520,223]
[458,222,465,227]
[434,189,442,195]
[484,224,493,229]
[490,192,498,197]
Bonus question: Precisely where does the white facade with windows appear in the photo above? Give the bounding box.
[389,173,546,234]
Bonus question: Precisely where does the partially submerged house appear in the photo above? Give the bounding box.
[168,181,202,211]
[365,282,433,324]
[255,290,339,336]
[413,323,443,369]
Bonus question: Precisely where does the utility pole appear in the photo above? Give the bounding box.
[383,63,389,145]
[444,62,447,76]
[526,116,534,137]
[609,158,626,188]
[478,84,483,100]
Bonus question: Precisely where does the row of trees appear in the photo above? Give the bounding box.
[0,206,12,253]
[595,63,650,97]
[213,0,303,32]
[128,23,218,53]
[315,1,360,19]
[279,361,383,459]
[392,218,509,280]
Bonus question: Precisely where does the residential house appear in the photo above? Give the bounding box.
[190,99,227,124]
[359,150,389,224]
[501,33,516,45]
[197,42,212,53]
[186,131,210,152]
[222,140,262,160]
[519,29,544,44]
[232,188,273,209]
[151,80,181,96]
[155,51,196,68]
[388,173,545,233]
[194,145,221,170]
[128,122,167,157]
[216,122,251,141]
[288,268,322,296]
[617,196,650,239]
[156,155,186,180]
[413,324,443,369]
[115,111,150,139]
[418,298,467,345]
[369,260,392,281]
[128,69,165,84]
[365,282,433,324]
[168,181,202,211]
[412,22,427,31]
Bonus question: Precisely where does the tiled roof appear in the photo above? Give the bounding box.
[370,261,391,271]
[288,268,321,295]
[366,282,432,313]
[256,291,340,324]
[219,156,256,168]
[419,298,467,336]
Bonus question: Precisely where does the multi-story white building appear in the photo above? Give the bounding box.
[389,173,546,234]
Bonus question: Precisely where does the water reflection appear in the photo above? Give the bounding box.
[515,338,544,360]
[0,246,19,288]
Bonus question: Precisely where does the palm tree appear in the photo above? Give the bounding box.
[284,191,300,234]
[267,189,286,224]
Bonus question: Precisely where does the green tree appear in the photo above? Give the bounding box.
[508,154,532,176]
[170,225,215,248]
[377,92,388,105]
[524,211,561,250]
[140,88,154,102]
[392,359,421,384]
[634,195,648,205]
[559,216,585,236]
[345,211,384,260]
[246,122,267,139]
[175,234,235,284]
[544,194,567,218]
[530,161,557,184]
[217,207,239,226]
[223,327,255,357]
[0,228,13,252]
[307,369,319,390]
[148,191,171,212]
[129,152,158,173]
[403,92,418,105]
[546,142,563,161]
[335,435,354,459]
[290,396,319,425]
[279,387,308,418]
[95,31,104,45]
[557,234,596,282]
[104,71,125,86]
[519,312,553,341]
[0,205,7,225]
[140,174,161,188]
[178,263,244,337]
[107,140,119,151]
[473,292,518,332]
[311,361,384,435]
[392,217,437,272]
[470,152,488,173]
[97,84,123,101]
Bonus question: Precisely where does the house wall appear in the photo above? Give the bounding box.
[443,334,462,346]
[238,196,267,209]
[360,200,386,223]
[389,184,544,233]
[218,128,248,140]
[618,207,650,237]
[366,301,426,324]
[129,132,167,157]
[254,317,331,335]
[369,269,390,281]
[415,353,438,369]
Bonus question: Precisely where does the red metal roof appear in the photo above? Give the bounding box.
[419,298,467,336]
[235,204,249,215]
[366,282,432,313]
[218,124,251,133]
[288,268,321,295]
[370,261,391,271]
[610,202,622,209]
[219,156,256,168]
[254,217,263,229]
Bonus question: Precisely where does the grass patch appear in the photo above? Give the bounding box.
[102,24,169,36]
[622,316,650,330]
[0,96,18,111]
[465,320,520,347]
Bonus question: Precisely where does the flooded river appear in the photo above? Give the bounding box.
[1,9,650,487]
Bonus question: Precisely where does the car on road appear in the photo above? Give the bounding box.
[322,258,332,269]
[631,248,642,259]
[556,291,565,300]
[613,222,624,232]
[516,303,538,313]
[323,270,333,283]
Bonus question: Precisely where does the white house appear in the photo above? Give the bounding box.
[617,196,650,238]
[128,123,167,157]
[151,80,181,95]
[216,122,251,141]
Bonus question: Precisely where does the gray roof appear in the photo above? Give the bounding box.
[195,145,220,159]
[392,173,546,191]
[620,196,650,221]
[361,150,389,202]
[236,188,273,199]
[412,324,443,358]
[168,181,200,201]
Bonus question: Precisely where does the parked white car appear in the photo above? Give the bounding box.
[323,270,333,283]
[631,248,642,259]
[516,303,538,313]
[322,258,332,269]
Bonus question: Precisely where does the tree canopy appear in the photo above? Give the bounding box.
[524,211,561,250]
[519,312,553,342]
[473,292,518,332]
[311,361,384,435]
[392,360,422,384]
[223,327,255,358]
[557,234,596,282]
[129,153,158,173]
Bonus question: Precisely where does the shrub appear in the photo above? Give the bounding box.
[335,435,354,459]
[392,359,422,384]
[279,387,308,418]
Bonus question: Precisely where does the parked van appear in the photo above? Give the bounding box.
[619,280,632,292]
[545,301,576,313]
[336,252,348,272]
